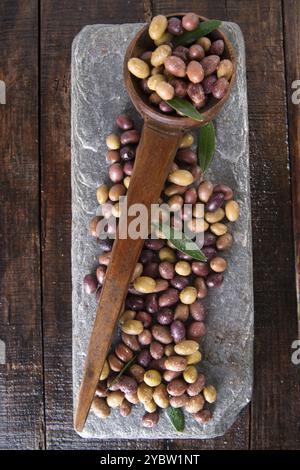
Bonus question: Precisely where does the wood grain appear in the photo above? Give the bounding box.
[40,0,167,449]
[283,0,300,338]
[227,0,300,450]
[0,0,44,449]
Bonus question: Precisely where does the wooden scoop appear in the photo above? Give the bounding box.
[75,14,235,432]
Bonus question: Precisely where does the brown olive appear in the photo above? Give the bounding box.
[152,324,173,345]
[91,397,110,418]
[165,355,187,371]
[136,311,152,328]
[186,61,204,84]
[95,382,108,398]
[171,78,188,97]
[189,44,205,60]
[193,409,212,423]
[163,370,182,382]
[125,391,139,405]
[200,55,220,76]
[96,265,106,285]
[174,303,189,322]
[209,39,224,56]
[129,364,145,383]
[119,399,132,417]
[164,56,186,78]
[187,82,205,107]
[138,329,152,346]
[173,45,189,63]
[185,394,204,413]
[115,342,134,363]
[142,411,159,428]
[116,113,134,130]
[169,393,189,408]
[182,13,199,31]
[184,188,198,205]
[194,277,208,299]
[121,332,141,352]
[108,353,124,372]
[108,163,124,183]
[187,321,206,340]
[216,232,233,251]
[118,375,138,394]
[176,149,197,165]
[190,300,206,321]
[167,378,187,396]
[187,373,206,396]
[212,77,229,99]
[150,341,165,360]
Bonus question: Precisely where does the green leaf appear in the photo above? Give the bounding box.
[166,97,204,121]
[173,20,222,47]
[198,122,215,173]
[158,222,207,262]
[166,406,185,432]
[107,356,136,390]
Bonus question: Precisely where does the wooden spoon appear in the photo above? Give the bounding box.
[75,14,235,432]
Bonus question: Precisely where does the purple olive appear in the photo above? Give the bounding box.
[206,273,224,288]
[187,321,206,340]
[123,161,134,176]
[144,239,165,250]
[213,183,233,200]
[140,249,154,264]
[191,261,210,277]
[173,46,189,63]
[170,275,189,290]
[158,288,179,307]
[142,262,159,278]
[203,232,217,247]
[159,101,173,113]
[137,349,152,368]
[126,295,145,311]
[145,293,159,314]
[139,50,152,64]
[97,238,113,252]
[120,145,135,161]
[168,17,183,36]
[83,274,98,294]
[136,311,152,328]
[157,308,174,325]
[120,130,140,145]
[202,246,217,261]
[202,74,218,94]
[116,114,134,130]
[176,250,193,261]
[190,300,207,321]
[176,149,197,165]
[209,39,224,56]
[205,192,225,212]
[170,320,186,342]
[159,261,175,280]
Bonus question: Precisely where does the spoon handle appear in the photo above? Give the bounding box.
[75,122,182,432]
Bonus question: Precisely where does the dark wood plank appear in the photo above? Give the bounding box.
[0,0,44,449]
[153,0,250,450]
[227,0,300,449]
[283,0,300,337]
[40,0,167,449]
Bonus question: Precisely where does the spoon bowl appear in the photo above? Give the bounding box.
[124,13,236,129]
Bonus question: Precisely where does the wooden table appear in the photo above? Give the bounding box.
[0,0,299,450]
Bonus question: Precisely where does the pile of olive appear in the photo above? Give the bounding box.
[127,13,234,114]
[84,112,240,428]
